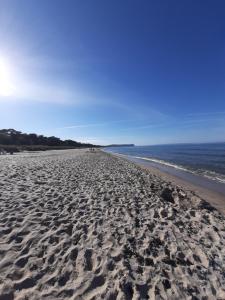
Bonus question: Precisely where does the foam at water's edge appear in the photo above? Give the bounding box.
[107,151,225,184]
[133,155,225,184]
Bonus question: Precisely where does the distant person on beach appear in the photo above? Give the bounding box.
[0,149,7,155]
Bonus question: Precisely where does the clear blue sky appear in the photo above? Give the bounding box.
[0,0,225,145]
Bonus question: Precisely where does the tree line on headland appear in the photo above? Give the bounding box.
[0,129,98,152]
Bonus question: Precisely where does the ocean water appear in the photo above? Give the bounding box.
[105,143,225,184]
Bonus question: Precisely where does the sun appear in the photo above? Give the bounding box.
[0,58,13,97]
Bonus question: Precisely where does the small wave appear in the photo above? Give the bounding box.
[133,156,225,184]
[105,150,225,184]
[198,170,225,184]
[134,156,190,172]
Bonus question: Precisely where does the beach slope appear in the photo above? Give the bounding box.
[0,149,225,299]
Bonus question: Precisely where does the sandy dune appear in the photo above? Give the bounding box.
[0,149,225,300]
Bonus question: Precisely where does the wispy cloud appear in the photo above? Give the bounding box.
[0,52,107,106]
[73,134,135,145]
[118,116,225,132]
[57,119,131,129]
[0,52,171,128]
[120,122,168,131]
[8,82,80,105]
[187,111,225,117]
[182,117,225,124]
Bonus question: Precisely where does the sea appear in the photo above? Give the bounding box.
[105,143,225,184]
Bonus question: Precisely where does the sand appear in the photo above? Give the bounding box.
[116,153,225,216]
[0,149,225,300]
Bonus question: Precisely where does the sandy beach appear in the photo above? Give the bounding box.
[0,149,225,300]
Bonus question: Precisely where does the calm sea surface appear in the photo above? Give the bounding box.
[105,143,225,184]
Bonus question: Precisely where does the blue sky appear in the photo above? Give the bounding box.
[0,0,225,145]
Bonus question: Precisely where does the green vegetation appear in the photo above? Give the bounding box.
[0,129,98,152]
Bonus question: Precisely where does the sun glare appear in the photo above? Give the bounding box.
[0,58,13,96]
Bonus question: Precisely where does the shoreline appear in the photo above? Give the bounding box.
[106,151,225,215]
